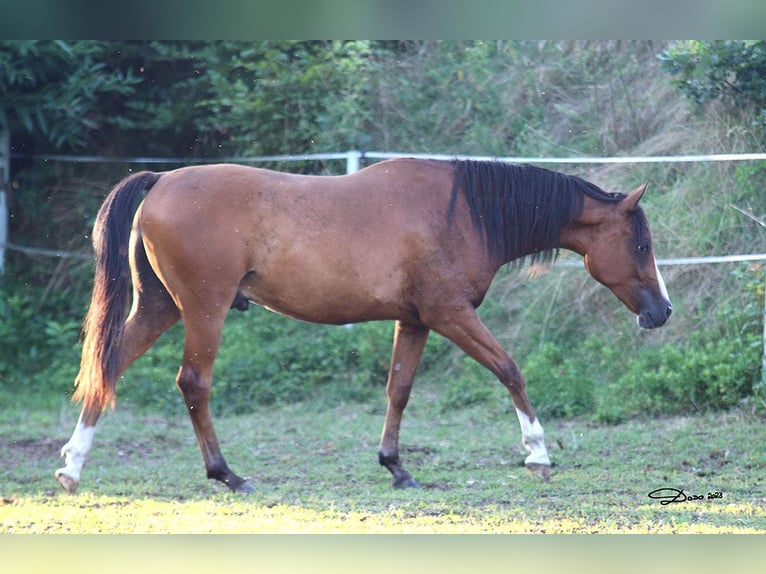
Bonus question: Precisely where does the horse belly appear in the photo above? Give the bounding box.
[239,253,412,325]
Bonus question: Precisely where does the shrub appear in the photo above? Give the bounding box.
[659,40,766,127]
[0,284,82,403]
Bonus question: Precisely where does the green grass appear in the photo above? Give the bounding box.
[2,391,765,534]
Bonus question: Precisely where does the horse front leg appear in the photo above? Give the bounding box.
[429,307,551,481]
[378,321,430,488]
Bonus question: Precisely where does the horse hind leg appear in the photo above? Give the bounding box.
[56,299,181,492]
[56,237,180,493]
[55,417,97,494]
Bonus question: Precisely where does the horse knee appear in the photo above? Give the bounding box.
[176,365,209,408]
[387,380,413,409]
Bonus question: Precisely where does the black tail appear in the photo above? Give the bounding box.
[73,171,162,411]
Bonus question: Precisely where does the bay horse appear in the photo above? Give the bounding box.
[55,158,671,494]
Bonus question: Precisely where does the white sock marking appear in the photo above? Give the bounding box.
[58,421,96,483]
[515,408,551,466]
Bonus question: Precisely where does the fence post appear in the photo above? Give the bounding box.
[0,130,9,274]
[345,150,362,174]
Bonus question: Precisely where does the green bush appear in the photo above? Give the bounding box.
[438,355,499,413]
[595,265,760,422]
[521,342,597,419]
[0,284,82,403]
[436,263,764,424]
[659,41,766,102]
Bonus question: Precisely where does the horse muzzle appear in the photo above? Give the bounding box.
[637,299,673,329]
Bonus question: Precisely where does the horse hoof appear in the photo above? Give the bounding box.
[525,462,551,482]
[392,476,421,489]
[235,480,256,494]
[55,469,78,494]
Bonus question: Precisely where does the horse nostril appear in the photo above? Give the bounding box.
[665,304,673,320]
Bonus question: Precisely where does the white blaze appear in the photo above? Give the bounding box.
[655,260,670,303]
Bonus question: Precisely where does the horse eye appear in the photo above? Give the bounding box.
[637,242,649,254]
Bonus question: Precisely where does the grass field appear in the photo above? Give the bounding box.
[2,391,765,535]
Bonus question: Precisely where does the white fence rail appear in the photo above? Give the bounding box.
[13,149,766,168]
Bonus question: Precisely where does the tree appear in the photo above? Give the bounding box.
[0,40,380,158]
[0,41,140,152]
[658,40,766,128]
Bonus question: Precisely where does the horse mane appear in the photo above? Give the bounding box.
[448,159,625,265]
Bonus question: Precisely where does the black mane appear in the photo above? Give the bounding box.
[448,159,624,265]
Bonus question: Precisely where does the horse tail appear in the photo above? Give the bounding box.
[72,171,162,411]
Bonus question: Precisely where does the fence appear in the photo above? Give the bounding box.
[1,148,765,384]
[0,130,9,273]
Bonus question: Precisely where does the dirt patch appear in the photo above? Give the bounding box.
[1,430,188,468]
[0,437,63,462]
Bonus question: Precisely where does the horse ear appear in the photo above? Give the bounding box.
[622,183,648,211]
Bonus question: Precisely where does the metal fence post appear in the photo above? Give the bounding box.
[763,269,766,389]
[345,150,362,174]
[0,130,9,274]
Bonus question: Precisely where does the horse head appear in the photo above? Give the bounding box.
[566,183,673,329]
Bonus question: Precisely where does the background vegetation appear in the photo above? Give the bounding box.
[1,40,764,423]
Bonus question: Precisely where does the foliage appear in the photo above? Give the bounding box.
[318,40,667,157]
[732,159,766,223]
[520,263,762,423]
[1,41,764,421]
[118,313,397,414]
[0,276,83,399]
[0,41,140,150]
[437,258,763,425]
[438,355,499,413]
[115,309,451,415]
[1,40,378,157]
[658,40,766,129]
